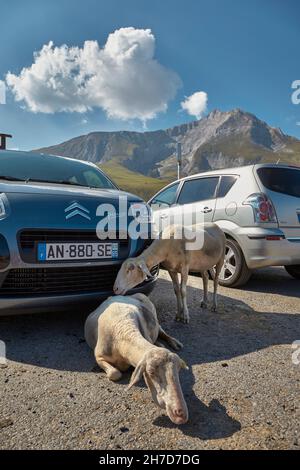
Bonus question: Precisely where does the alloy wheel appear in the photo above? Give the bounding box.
[219,245,237,282]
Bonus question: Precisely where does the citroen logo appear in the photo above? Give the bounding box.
[65,202,91,221]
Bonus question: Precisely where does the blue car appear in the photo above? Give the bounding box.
[0,150,157,315]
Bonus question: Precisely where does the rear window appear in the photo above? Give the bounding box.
[257,167,300,198]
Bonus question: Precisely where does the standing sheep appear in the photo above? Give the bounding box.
[114,223,226,323]
[84,293,189,425]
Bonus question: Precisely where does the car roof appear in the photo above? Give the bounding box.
[174,162,299,183]
[0,149,96,168]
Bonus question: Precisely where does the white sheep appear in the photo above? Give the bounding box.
[114,223,226,323]
[84,293,189,425]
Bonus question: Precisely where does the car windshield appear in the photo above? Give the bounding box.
[0,152,116,189]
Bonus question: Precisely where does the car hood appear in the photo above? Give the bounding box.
[1,181,144,230]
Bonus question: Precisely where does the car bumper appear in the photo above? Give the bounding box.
[0,224,157,316]
[216,221,300,269]
[0,275,157,317]
[234,228,300,269]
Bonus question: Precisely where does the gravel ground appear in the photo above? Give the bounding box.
[0,267,299,450]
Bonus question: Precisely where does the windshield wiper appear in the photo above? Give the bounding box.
[0,175,28,182]
[24,178,91,188]
[0,175,101,189]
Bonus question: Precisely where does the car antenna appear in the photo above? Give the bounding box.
[0,133,12,150]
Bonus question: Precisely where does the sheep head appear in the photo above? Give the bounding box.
[113,258,153,295]
[128,348,189,425]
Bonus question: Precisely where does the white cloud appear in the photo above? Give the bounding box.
[181,91,208,119]
[6,28,181,122]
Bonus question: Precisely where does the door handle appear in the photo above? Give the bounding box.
[201,207,212,213]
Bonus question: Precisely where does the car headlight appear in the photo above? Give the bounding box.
[0,234,10,269]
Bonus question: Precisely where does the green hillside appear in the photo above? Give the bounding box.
[99,161,171,201]
[192,134,300,171]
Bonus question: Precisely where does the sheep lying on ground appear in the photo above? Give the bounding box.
[84,293,189,425]
[114,223,226,323]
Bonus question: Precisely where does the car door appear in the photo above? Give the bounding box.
[176,176,220,225]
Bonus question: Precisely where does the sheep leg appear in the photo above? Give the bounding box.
[169,271,184,322]
[95,355,122,381]
[180,267,190,324]
[201,271,209,309]
[212,259,222,312]
[158,327,183,351]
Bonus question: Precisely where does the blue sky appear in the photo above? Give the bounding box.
[0,0,299,150]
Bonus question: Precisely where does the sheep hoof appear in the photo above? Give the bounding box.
[175,315,189,324]
[211,305,218,313]
[175,314,184,322]
[201,301,208,309]
[170,339,183,350]
[108,369,122,381]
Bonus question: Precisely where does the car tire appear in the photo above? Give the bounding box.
[284,265,300,279]
[218,238,252,288]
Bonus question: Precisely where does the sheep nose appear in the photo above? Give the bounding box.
[174,407,185,417]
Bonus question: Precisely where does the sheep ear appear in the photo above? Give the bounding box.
[137,260,153,278]
[128,358,146,389]
[180,359,189,370]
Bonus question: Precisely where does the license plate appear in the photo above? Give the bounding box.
[37,242,119,261]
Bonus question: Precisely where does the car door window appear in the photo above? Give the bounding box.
[177,177,219,205]
[151,182,179,208]
[217,175,238,198]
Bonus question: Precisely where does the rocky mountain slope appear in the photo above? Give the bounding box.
[37,109,300,178]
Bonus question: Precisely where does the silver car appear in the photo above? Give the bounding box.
[149,164,300,287]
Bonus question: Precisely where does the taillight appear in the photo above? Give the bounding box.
[243,193,277,223]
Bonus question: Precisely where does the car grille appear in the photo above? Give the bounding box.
[18,229,130,262]
[0,265,159,296]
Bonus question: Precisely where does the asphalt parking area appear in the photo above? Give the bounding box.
[0,267,299,449]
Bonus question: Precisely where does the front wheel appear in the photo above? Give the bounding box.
[218,238,252,288]
[284,265,300,279]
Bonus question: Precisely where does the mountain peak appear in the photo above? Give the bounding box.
[36,108,300,178]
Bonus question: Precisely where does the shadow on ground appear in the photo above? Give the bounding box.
[1,267,299,440]
[239,267,299,297]
[1,268,299,373]
[153,398,241,440]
